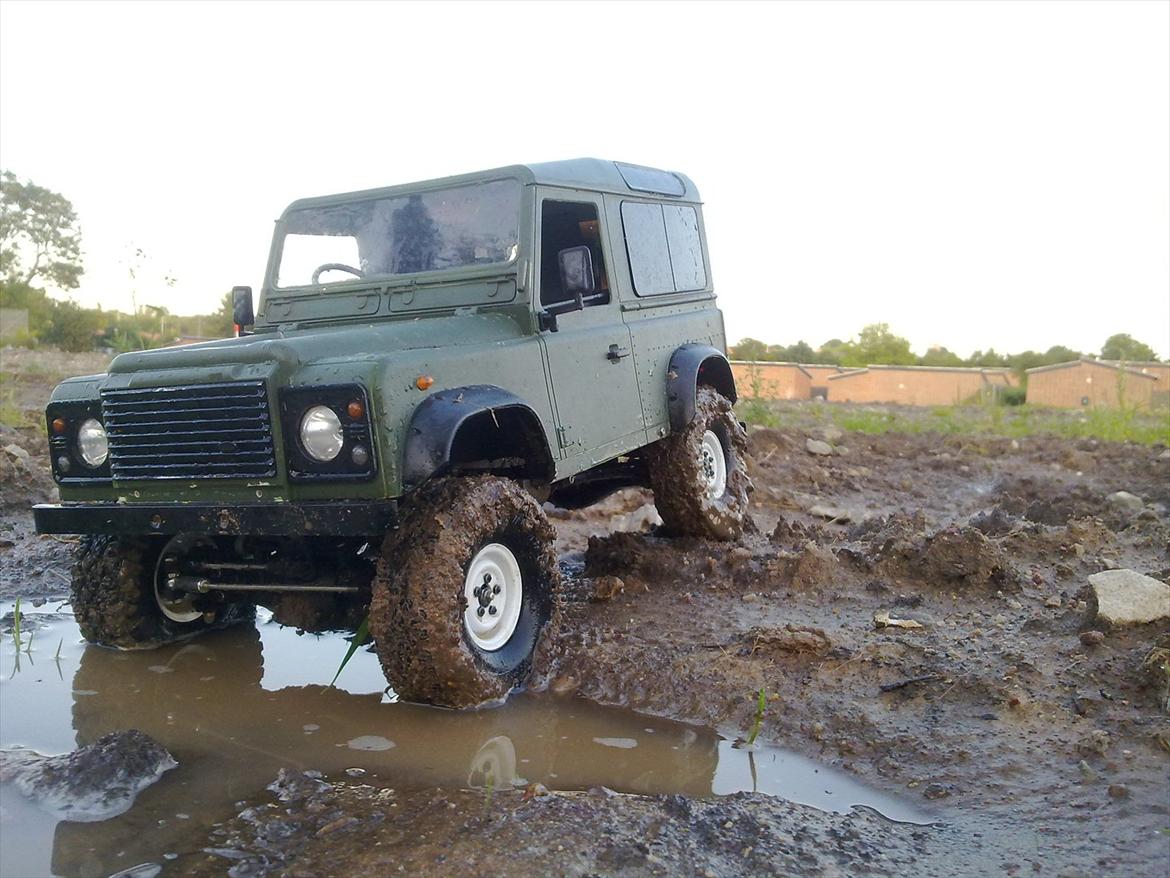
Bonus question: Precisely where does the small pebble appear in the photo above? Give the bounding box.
[1079,630,1105,646]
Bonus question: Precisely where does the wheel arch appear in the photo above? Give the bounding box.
[666,344,737,432]
[402,385,555,489]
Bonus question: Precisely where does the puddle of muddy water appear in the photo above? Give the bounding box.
[0,602,931,878]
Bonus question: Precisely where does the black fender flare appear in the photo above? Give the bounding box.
[666,344,737,432]
[402,385,553,489]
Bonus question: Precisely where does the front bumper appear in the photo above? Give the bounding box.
[34,500,398,537]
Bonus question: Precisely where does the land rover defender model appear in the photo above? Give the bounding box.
[34,159,750,707]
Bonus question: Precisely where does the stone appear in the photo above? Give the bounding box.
[819,425,844,443]
[808,504,852,523]
[0,730,175,822]
[805,438,834,456]
[2,443,30,461]
[1107,783,1130,800]
[1088,569,1170,626]
[1079,630,1106,646]
[1106,491,1144,516]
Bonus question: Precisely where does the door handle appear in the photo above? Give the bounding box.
[607,344,631,362]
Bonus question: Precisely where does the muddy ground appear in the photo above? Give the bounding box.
[1,350,1168,876]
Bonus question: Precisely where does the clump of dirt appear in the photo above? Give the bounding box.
[186,771,947,878]
[875,525,1017,590]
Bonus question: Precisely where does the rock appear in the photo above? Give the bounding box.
[1088,569,1170,626]
[805,438,834,456]
[1158,449,1170,461]
[1107,783,1130,800]
[808,503,851,523]
[1079,630,1106,646]
[1044,595,1062,608]
[549,675,579,696]
[819,425,844,443]
[922,782,952,800]
[0,730,176,821]
[611,503,663,533]
[873,610,924,630]
[1106,491,1144,516]
[590,575,626,602]
[2,443,30,462]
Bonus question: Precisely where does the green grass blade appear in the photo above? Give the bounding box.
[328,615,371,688]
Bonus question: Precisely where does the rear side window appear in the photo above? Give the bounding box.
[621,202,707,296]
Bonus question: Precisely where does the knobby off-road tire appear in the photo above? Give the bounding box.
[369,476,560,709]
[71,535,254,649]
[647,385,751,541]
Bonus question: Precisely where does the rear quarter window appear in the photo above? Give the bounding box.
[620,202,707,296]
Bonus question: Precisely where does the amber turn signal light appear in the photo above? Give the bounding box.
[415,375,434,391]
[346,399,365,420]
[51,417,67,434]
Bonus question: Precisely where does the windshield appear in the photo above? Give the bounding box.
[276,179,521,288]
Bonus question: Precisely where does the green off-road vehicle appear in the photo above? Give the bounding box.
[34,159,749,707]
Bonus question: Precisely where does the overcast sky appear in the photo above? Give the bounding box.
[2,0,1167,358]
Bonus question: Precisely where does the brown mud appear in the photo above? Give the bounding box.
[1,356,1168,875]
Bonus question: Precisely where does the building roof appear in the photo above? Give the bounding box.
[1025,358,1158,380]
[284,159,700,214]
[730,360,812,378]
[827,364,1012,380]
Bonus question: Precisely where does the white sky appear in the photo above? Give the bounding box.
[1,0,1167,358]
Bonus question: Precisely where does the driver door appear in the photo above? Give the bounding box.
[534,189,645,463]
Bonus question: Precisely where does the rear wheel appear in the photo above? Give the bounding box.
[369,476,560,708]
[71,535,254,649]
[647,385,751,540]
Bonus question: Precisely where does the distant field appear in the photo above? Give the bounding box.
[738,398,1170,446]
[0,348,113,427]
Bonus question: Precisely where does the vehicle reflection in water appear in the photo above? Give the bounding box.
[0,608,930,878]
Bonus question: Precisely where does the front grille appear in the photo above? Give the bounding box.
[102,380,277,480]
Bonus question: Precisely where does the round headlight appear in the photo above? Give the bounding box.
[77,418,108,467]
[299,405,343,462]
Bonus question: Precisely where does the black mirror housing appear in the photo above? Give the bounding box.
[232,286,255,335]
[557,246,595,297]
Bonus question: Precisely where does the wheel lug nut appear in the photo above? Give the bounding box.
[488,605,497,616]
[492,585,501,595]
[476,607,485,618]
[483,573,492,584]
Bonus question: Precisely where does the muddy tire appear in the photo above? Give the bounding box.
[369,476,560,708]
[71,535,254,649]
[647,385,751,541]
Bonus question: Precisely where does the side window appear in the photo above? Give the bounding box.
[539,201,610,308]
[620,202,707,296]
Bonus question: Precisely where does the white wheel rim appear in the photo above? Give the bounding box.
[699,430,728,501]
[463,543,523,652]
[154,537,204,623]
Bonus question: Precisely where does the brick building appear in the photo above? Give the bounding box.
[799,364,854,400]
[826,365,1015,405]
[1025,359,1158,409]
[730,361,812,401]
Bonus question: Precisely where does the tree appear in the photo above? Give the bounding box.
[920,346,963,367]
[846,323,916,367]
[0,171,83,290]
[729,338,768,360]
[1100,333,1158,363]
[817,338,850,365]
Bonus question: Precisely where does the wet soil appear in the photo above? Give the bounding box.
[1,356,1168,876]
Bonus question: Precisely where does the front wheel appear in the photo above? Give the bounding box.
[71,535,254,649]
[647,385,751,540]
[369,476,560,708]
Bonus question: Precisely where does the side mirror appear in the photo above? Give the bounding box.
[557,246,595,297]
[232,286,254,336]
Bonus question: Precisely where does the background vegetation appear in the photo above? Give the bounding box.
[729,323,1163,384]
[0,171,232,352]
